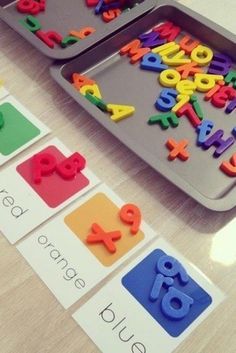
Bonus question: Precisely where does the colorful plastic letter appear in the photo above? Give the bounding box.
[208,53,232,76]
[157,255,189,284]
[226,98,236,114]
[32,152,57,184]
[190,95,204,119]
[120,39,151,64]
[17,0,36,13]
[95,0,106,14]
[220,153,236,177]
[61,36,79,48]
[162,50,191,66]
[196,120,214,146]
[107,104,135,122]
[179,35,200,55]
[85,93,108,111]
[172,94,190,113]
[225,70,236,88]
[204,80,225,101]
[72,73,95,90]
[36,30,63,48]
[203,129,235,157]
[140,53,168,72]
[152,42,180,57]
[80,84,102,99]
[176,80,196,96]
[153,21,181,42]
[139,31,166,48]
[161,287,194,320]
[102,8,121,22]
[70,27,96,39]
[232,127,236,138]
[17,0,44,15]
[195,73,224,92]
[148,111,179,129]
[0,112,4,129]
[19,15,41,32]
[159,69,181,87]
[176,103,202,127]
[211,86,236,108]
[176,62,203,79]
[56,152,86,180]
[119,203,141,235]
[191,45,213,66]
[155,88,178,112]
[166,138,190,161]
[149,274,174,302]
[86,223,122,254]
[86,0,99,6]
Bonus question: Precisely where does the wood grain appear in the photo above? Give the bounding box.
[0,2,236,352]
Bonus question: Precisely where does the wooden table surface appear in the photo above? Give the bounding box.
[0,1,236,352]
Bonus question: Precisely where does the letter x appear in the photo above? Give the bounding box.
[166,138,189,161]
[86,223,122,254]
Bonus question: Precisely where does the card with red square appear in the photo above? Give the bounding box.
[0,138,100,243]
[17,145,90,208]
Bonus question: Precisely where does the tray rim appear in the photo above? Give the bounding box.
[50,0,236,211]
[0,0,157,60]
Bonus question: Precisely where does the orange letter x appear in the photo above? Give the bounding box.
[86,223,122,254]
[166,138,190,161]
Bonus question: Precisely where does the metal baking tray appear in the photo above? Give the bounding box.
[0,0,156,59]
[51,0,236,211]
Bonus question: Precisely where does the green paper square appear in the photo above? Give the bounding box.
[0,102,40,156]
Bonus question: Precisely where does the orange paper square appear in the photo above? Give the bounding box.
[64,193,144,266]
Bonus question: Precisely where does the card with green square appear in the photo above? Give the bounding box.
[0,102,41,155]
[0,96,50,165]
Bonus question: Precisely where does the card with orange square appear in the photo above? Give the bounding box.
[64,192,146,267]
[17,184,156,308]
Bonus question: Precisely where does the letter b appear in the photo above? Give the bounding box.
[161,287,194,320]
[99,303,115,323]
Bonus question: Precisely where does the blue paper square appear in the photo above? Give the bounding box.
[122,249,212,337]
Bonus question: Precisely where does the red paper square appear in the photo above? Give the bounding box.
[16,145,90,208]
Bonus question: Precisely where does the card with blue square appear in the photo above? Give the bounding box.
[122,248,212,337]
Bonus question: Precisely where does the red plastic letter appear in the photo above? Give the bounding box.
[119,204,141,235]
[56,152,86,180]
[32,152,57,184]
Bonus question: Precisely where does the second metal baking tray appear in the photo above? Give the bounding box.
[51,0,236,211]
